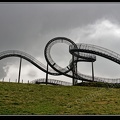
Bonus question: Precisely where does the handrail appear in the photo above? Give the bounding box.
[30,78,72,86]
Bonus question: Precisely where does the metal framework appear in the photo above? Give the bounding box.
[0,37,120,85]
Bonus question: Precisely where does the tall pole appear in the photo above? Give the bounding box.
[72,55,77,86]
[46,63,48,85]
[92,62,94,81]
[18,57,22,83]
[72,55,75,86]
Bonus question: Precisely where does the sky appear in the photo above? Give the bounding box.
[1,2,120,83]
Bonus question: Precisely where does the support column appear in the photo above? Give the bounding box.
[91,62,94,82]
[72,55,77,86]
[46,63,49,85]
[18,57,22,83]
[74,61,77,85]
[72,55,75,86]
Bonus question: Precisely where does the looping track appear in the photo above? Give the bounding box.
[0,37,120,84]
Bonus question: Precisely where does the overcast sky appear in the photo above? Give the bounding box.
[1,2,120,83]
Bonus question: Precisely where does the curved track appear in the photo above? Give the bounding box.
[69,43,120,82]
[0,37,120,84]
[0,50,60,75]
[31,78,72,86]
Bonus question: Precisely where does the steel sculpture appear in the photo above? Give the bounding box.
[0,37,120,85]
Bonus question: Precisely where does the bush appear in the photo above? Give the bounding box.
[75,81,120,88]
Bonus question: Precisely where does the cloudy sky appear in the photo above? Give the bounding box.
[1,2,120,83]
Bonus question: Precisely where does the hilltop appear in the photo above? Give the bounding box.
[0,82,120,115]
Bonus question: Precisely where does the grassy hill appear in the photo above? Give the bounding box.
[1,81,120,115]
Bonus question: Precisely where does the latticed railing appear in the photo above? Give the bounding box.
[30,78,72,86]
[0,50,58,75]
[69,43,120,83]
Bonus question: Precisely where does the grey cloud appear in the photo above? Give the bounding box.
[27,70,37,78]
[0,3,120,52]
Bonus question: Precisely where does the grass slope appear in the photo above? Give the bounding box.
[0,82,120,115]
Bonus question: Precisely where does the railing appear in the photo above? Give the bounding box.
[0,50,59,75]
[69,43,120,83]
[30,78,72,86]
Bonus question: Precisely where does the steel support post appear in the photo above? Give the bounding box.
[18,57,22,83]
[72,55,77,85]
[92,62,94,81]
[72,55,75,86]
[46,63,48,85]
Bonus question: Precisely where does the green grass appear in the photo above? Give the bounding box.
[1,81,120,115]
